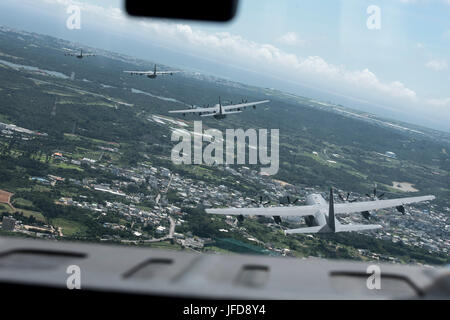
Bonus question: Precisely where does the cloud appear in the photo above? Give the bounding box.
[32,0,450,122]
[277,32,305,46]
[427,97,450,107]
[30,0,420,105]
[136,21,418,103]
[425,59,448,71]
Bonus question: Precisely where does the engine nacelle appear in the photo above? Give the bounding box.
[273,216,282,225]
[361,211,371,220]
[396,205,406,215]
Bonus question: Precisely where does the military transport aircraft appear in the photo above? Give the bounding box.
[169,97,270,119]
[64,49,95,59]
[123,64,180,79]
[206,188,435,234]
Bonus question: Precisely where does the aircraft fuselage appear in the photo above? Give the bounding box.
[285,193,334,228]
[213,114,227,119]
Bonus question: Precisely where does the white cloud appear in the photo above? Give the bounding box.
[136,21,418,103]
[38,0,450,116]
[277,32,305,46]
[426,98,450,107]
[29,0,420,104]
[425,59,448,71]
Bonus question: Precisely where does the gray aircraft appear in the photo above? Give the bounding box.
[206,188,435,234]
[64,49,95,59]
[169,97,270,119]
[124,65,180,79]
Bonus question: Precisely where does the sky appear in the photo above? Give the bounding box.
[0,0,449,131]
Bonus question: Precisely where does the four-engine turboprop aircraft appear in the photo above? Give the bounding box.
[64,49,95,59]
[206,188,435,234]
[169,97,270,119]
[124,64,180,79]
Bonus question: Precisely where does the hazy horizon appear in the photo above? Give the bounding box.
[0,0,449,132]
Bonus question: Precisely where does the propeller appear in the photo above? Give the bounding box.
[252,196,271,207]
[279,196,299,205]
[338,192,358,203]
[396,205,406,215]
[273,216,282,225]
[360,184,386,220]
[366,184,384,200]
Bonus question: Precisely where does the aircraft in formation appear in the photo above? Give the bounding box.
[64,49,95,59]
[169,97,270,119]
[60,53,267,118]
[124,65,180,79]
[206,188,435,234]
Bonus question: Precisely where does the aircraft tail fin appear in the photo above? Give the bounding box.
[328,188,336,232]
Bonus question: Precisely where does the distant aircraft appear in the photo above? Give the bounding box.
[123,65,180,79]
[64,49,95,59]
[169,97,270,119]
[206,188,435,234]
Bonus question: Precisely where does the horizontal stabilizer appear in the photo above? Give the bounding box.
[223,111,243,115]
[284,224,382,234]
[200,113,218,117]
[285,226,324,234]
[336,224,382,232]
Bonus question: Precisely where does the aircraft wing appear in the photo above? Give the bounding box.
[285,224,382,234]
[155,71,180,75]
[334,195,435,215]
[222,100,270,112]
[206,205,319,217]
[123,71,154,75]
[83,54,95,56]
[169,106,217,114]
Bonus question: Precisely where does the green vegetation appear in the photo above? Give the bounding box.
[0,28,448,265]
